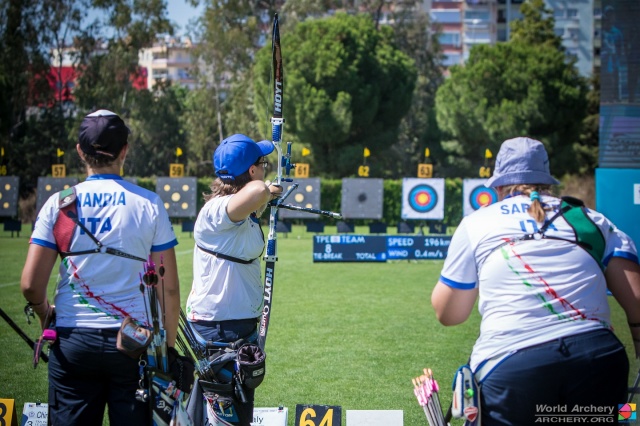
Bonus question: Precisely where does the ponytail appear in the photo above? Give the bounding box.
[501,184,553,223]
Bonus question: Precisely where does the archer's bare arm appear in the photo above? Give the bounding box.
[21,244,58,328]
[607,257,640,357]
[431,282,479,326]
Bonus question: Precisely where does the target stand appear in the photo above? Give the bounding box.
[341,178,384,220]
[155,177,197,219]
[0,176,20,219]
[279,178,321,220]
[36,177,79,217]
[397,221,415,234]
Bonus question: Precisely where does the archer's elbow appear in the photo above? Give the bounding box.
[433,310,468,326]
[431,282,474,326]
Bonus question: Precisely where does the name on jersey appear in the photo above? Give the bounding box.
[500,203,530,214]
[76,191,126,207]
[74,191,125,235]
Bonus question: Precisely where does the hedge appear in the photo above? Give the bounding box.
[137,177,464,227]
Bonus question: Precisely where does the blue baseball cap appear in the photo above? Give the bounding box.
[213,134,275,180]
[485,137,560,188]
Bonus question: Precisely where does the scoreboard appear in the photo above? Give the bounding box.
[312,235,451,262]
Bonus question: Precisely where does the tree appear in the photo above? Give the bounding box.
[0,0,57,197]
[253,13,417,178]
[434,0,588,177]
[385,4,444,178]
[184,0,266,166]
[181,87,220,177]
[510,0,562,50]
[74,0,173,113]
[115,82,186,177]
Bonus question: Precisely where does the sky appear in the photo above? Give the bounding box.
[83,1,205,39]
[166,1,205,36]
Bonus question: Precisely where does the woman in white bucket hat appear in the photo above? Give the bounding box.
[432,137,640,425]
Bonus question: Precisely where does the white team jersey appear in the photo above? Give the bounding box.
[439,194,638,371]
[186,195,265,322]
[30,174,178,329]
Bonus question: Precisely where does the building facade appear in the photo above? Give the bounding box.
[138,36,196,90]
[430,0,597,77]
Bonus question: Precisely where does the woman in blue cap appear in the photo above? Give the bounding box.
[185,133,282,425]
[431,137,640,425]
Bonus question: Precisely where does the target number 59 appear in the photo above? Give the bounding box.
[169,163,184,178]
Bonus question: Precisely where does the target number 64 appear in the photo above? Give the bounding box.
[295,405,341,426]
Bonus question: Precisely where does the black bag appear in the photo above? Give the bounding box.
[168,346,196,392]
[237,344,266,389]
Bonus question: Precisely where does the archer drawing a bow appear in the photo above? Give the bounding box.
[256,13,342,351]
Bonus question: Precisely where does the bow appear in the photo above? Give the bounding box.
[256,13,342,351]
[257,13,287,350]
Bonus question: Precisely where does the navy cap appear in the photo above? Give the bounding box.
[79,110,130,158]
[213,134,275,180]
[485,137,560,188]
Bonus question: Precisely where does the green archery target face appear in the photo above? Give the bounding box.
[36,177,79,216]
[340,178,383,220]
[155,177,197,218]
[401,178,445,220]
[278,178,321,219]
[0,176,19,217]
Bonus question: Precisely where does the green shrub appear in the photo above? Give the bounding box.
[133,177,465,227]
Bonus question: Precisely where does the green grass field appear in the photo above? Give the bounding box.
[1,225,637,425]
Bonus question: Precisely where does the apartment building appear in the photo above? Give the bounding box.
[430,0,597,76]
[138,36,197,90]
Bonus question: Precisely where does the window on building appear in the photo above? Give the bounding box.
[465,10,490,22]
[466,30,491,44]
[568,28,579,39]
[565,49,579,61]
[153,51,168,60]
[442,52,462,66]
[567,9,578,18]
[431,9,462,24]
[498,28,507,41]
[439,32,461,47]
[554,28,565,37]
[554,9,564,19]
[152,69,168,79]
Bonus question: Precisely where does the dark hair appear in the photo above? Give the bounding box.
[205,157,266,201]
[501,184,554,222]
[204,171,252,201]
[78,148,125,169]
